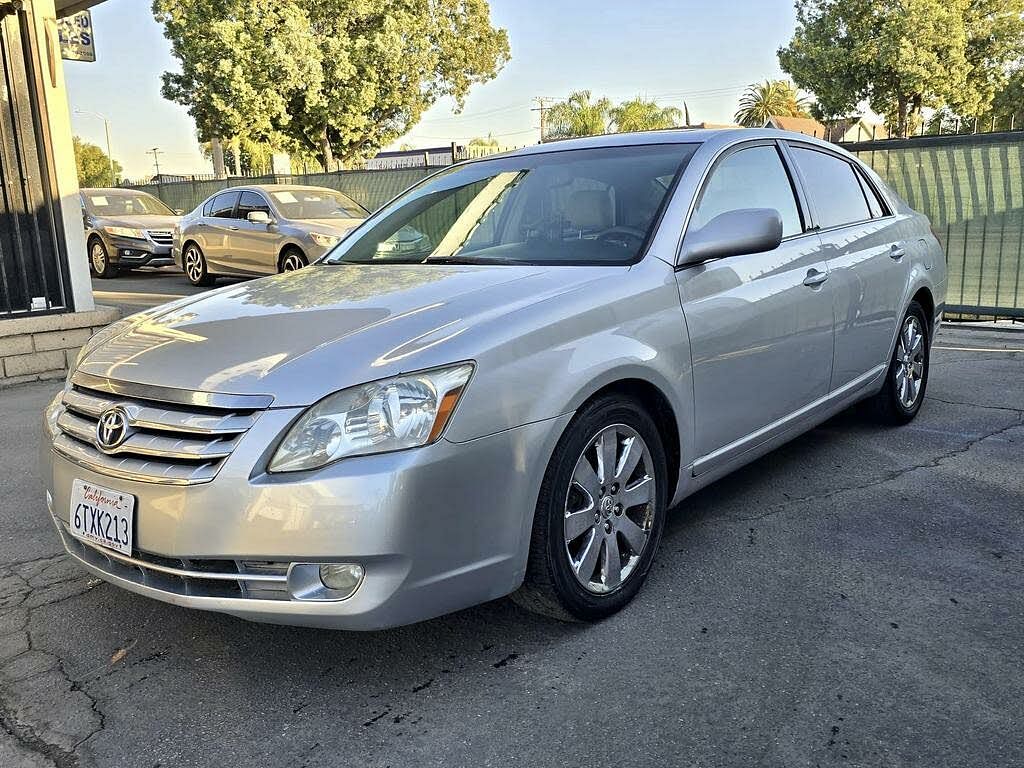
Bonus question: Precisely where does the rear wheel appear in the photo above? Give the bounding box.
[512,395,668,621]
[183,243,215,287]
[870,301,930,424]
[89,238,117,279]
[280,248,308,272]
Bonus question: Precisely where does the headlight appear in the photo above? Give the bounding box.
[310,231,341,248]
[268,363,474,473]
[104,225,146,239]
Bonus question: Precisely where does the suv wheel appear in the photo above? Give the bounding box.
[871,301,930,424]
[89,238,117,279]
[513,395,668,621]
[280,248,308,272]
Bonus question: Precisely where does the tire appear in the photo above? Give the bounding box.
[89,238,118,279]
[279,248,308,273]
[870,301,930,424]
[512,395,668,621]
[182,243,215,287]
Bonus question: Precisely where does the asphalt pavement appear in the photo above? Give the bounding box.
[0,275,1022,767]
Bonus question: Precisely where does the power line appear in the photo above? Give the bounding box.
[531,97,554,142]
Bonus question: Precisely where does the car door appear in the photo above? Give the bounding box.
[786,144,906,389]
[232,191,280,275]
[675,140,835,470]
[202,190,241,273]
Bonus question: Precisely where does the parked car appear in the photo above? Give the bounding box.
[81,188,181,278]
[43,129,945,629]
[173,185,369,286]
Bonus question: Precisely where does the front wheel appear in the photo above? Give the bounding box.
[89,238,117,279]
[279,248,308,272]
[870,301,930,424]
[183,243,215,287]
[513,395,668,621]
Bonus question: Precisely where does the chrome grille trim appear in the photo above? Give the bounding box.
[71,371,274,410]
[55,375,269,485]
[54,517,291,601]
[146,229,174,246]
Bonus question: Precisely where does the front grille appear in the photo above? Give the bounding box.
[55,517,291,600]
[53,374,268,485]
[146,229,173,246]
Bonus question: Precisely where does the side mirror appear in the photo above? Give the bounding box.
[677,208,783,267]
[247,210,272,225]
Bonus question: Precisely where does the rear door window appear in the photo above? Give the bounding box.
[790,147,871,228]
[855,169,889,218]
[209,192,240,219]
[691,144,803,237]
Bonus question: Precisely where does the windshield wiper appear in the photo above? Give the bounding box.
[425,255,531,265]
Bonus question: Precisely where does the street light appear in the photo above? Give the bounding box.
[73,108,116,185]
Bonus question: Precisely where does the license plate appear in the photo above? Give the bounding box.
[69,479,134,555]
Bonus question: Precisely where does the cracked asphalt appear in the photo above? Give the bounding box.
[1,322,1021,768]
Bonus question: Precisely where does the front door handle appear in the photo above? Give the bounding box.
[228,225,240,231]
[803,268,829,287]
[889,244,905,259]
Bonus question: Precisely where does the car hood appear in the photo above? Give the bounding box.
[76,263,604,407]
[300,217,364,234]
[95,214,180,230]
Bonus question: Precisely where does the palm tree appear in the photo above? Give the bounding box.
[544,91,613,140]
[609,98,683,133]
[734,80,810,127]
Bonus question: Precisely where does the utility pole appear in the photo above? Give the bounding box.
[149,147,162,180]
[532,97,552,143]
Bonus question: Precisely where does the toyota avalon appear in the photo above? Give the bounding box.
[42,130,945,629]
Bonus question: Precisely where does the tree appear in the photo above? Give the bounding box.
[545,91,613,140]
[73,136,122,187]
[153,0,510,169]
[778,0,1024,137]
[469,135,500,147]
[609,98,683,133]
[733,80,810,126]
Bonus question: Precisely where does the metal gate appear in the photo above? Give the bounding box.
[0,7,73,318]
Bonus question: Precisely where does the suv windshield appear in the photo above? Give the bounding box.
[269,189,368,219]
[325,144,697,266]
[84,191,174,216]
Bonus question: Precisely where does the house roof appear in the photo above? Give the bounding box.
[765,115,828,139]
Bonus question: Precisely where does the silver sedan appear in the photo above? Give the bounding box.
[42,129,945,629]
[173,184,368,285]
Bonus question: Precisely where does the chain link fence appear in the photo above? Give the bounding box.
[846,131,1024,320]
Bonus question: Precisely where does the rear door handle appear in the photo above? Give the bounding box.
[803,268,829,287]
[889,244,905,259]
[228,225,240,231]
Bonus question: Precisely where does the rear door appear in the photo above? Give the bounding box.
[786,144,906,389]
[675,140,835,470]
[232,191,279,274]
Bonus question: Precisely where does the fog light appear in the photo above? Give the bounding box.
[319,563,363,592]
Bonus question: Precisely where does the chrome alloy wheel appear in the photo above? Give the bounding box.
[894,315,925,409]
[282,252,305,271]
[184,246,203,283]
[563,424,655,594]
[90,241,107,273]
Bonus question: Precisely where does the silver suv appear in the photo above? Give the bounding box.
[173,184,368,285]
[81,188,181,278]
[43,130,946,629]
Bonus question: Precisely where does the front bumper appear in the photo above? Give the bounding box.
[41,402,569,629]
[107,235,173,267]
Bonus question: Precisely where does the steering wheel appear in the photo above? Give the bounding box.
[596,226,647,248]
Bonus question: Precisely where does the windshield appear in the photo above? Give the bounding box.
[84,192,174,216]
[325,143,697,266]
[269,189,368,220]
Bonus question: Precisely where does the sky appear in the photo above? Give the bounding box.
[64,0,799,180]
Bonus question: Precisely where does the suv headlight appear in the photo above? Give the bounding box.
[104,225,146,239]
[310,231,341,248]
[268,363,474,473]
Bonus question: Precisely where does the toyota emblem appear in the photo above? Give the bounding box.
[95,407,130,451]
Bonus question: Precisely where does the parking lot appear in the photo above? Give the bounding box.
[1,274,1022,767]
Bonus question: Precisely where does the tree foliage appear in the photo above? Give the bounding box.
[733,80,810,126]
[545,91,612,140]
[153,0,510,168]
[73,136,122,187]
[778,0,1024,136]
[609,98,683,132]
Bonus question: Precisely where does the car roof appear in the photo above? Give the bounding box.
[476,128,855,161]
[227,184,350,195]
[81,187,158,196]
